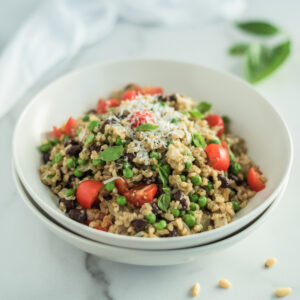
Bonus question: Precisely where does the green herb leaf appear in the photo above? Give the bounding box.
[189,110,204,119]
[163,187,171,195]
[136,124,159,131]
[244,40,291,83]
[197,101,212,114]
[157,166,169,187]
[99,145,124,161]
[191,133,206,148]
[157,193,171,212]
[236,21,279,36]
[228,43,249,55]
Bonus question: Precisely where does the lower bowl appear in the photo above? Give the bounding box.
[14,167,286,266]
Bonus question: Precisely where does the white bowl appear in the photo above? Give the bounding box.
[13,59,293,250]
[14,166,286,266]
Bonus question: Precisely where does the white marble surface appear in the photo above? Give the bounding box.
[1,0,300,299]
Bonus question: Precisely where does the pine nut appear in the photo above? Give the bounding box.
[218,279,232,289]
[275,287,292,297]
[265,257,277,268]
[192,283,200,297]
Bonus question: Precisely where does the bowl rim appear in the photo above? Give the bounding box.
[12,58,294,245]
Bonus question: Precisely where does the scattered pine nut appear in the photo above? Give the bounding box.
[218,279,231,289]
[192,282,200,297]
[275,287,292,297]
[265,257,277,268]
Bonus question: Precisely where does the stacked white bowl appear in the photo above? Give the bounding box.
[12,60,293,266]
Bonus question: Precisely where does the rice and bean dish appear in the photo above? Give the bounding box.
[39,84,266,237]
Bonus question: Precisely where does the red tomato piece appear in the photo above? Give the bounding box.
[94,225,108,232]
[76,180,104,209]
[115,179,129,194]
[97,98,120,114]
[124,184,157,207]
[205,143,230,171]
[205,115,224,137]
[65,117,77,137]
[129,110,155,128]
[221,140,227,149]
[247,167,266,192]
[53,126,62,138]
[121,90,137,101]
[140,86,163,95]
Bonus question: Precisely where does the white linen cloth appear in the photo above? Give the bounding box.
[0,0,246,119]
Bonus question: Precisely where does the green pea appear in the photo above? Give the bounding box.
[231,162,242,175]
[150,151,161,160]
[184,214,196,227]
[49,139,60,146]
[82,115,90,122]
[180,175,187,182]
[205,181,213,191]
[65,189,75,197]
[85,133,95,145]
[191,175,202,186]
[189,193,199,203]
[154,220,167,230]
[122,161,132,169]
[116,195,127,206]
[39,143,51,153]
[74,169,84,178]
[77,158,87,165]
[92,159,104,166]
[185,161,192,171]
[180,210,186,216]
[123,168,133,178]
[229,153,235,162]
[145,213,156,224]
[198,196,207,208]
[51,153,63,166]
[170,207,180,218]
[207,139,221,145]
[232,201,240,212]
[116,136,126,146]
[105,181,115,192]
[188,210,194,215]
[66,158,76,169]
[190,203,199,211]
[171,118,179,124]
[88,120,99,132]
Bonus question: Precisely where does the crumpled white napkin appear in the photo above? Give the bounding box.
[0,0,245,119]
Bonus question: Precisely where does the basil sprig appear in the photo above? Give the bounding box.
[191,133,206,148]
[99,145,124,161]
[157,164,171,187]
[157,193,171,212]
[136,124,159,131]
[229,20,291,84]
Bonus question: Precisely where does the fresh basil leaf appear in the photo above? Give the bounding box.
[136,124,159,131]
[189,110,204,119]
[228,43,249,55]
[197,101,212,113]
[157,193,171,212]
[99,145,124,161]
[158,166,168,187]
[191,133,206,148]
[244,40,290,83]
[163,187,171,195]
[236,21,279,36]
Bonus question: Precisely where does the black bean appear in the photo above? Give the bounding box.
[59,198,76,212]
[66,145,82,156]
[167,227,178,237]
[42,152,50,164]
[87,109,96,114]
[68,209,87,223]
[142,177,156,185]
[64,138,78,147]
[208,175,214,182]
[124,153,135,162]
[131,219,148,232]
[84,170,94,177]
[172,190,185,201]
[155,184,164,197]
[103,194,113,201]
[151,202,160,215]
[228,173,243,186]
[180,199,188,210]
[89,144,101,152]
[91,198,100,208]
[218,174,230,188]
[157,95,164,102]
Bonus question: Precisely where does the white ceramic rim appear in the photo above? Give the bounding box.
[12,58,294,247]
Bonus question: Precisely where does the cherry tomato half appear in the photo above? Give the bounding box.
[65,117,77,137]
[205,143,230,171]
[76,180,104,209]
[124,184,157,207]
[205,115,224,137]
[52,126,62,138]
[96,98,120,114]
[247,167,266,192]
[122,90,137,101]
[140,86,163,96]
[129,110,155,128]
